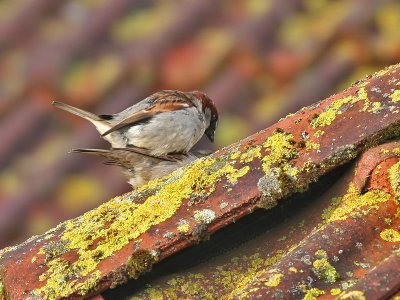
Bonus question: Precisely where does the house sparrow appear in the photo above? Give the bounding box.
[53,90,218,156]
[72,147,205,188]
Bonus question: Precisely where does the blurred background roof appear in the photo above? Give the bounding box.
[0,0,399,248]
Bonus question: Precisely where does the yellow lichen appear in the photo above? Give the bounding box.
[380,228,400,242]
[389,161,400,202]
[385,217,392,225]
[35,256,102,298]
[230,151,241,160]
[16,64,400,297]
[256,129,306,208]
[0,280,4,300]
[315,249,327,258]
[177,223,190,233]
[390,90,400,102]
[321,197,342,222]
[393,148,400,156]
[226,165,250,183]
[338,290,366,300]
[312,99,347,128]
[261,130,298,174]
[380,148,390,154]
[289,266,298,273]
[325,183,391,222]
[358,87,370,111]
[330,288,341,295]
[132,273,214,300]
[193,209,216,224]
[311,101,341,128]
[311,86,373,129]
[31,155,250,299]
[368,101,382,113]
[302,287,325,300]
[305,140,320,151]
[238,147,262,163]
[143,287,164,300]
[230,145,262,164]
[313,258,339,283]
[227,252,283,299]
[313,130,325,138]
[134,251,285,300]
[265,273,283,287]
[312,250,340,283]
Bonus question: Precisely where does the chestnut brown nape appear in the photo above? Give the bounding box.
[190,91,218,118]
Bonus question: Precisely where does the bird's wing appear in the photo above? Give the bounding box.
[102,100,192,137]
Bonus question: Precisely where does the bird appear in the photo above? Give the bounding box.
[53,90,218,156]
[71,147,206,188]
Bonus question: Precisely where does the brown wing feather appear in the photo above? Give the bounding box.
[101,100,192,137]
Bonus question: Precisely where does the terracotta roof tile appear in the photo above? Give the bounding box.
[1,64,400,299]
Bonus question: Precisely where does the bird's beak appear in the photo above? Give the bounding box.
[206,128,215,142]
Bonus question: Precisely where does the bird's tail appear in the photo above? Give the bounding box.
[71,148,119,165]
[71,148,109,155]
[52,101,111,134]
[52,101,104,121]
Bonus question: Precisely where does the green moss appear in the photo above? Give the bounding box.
[127,250,158,279]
